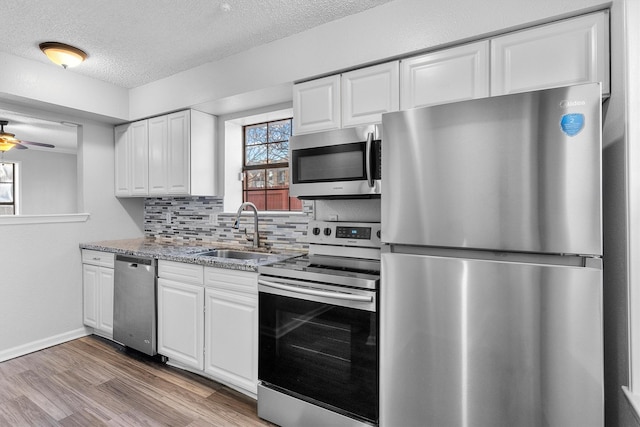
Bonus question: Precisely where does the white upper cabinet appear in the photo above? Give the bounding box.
[342,61,400,127]
[115,109,216,197]
[114,121,149,197]
[114,124,130,197]
[400,41,490,110]
[129,120,149,196]
[166,110,191,194]
[148,114,169,195]
[293,75,341,135]
[491,11,609,96]
[294,62,400,134]
[293,12,609,134]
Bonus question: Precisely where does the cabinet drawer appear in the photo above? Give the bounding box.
[81,249,115,268]
[159,260,204,285]
[204,267,257,295]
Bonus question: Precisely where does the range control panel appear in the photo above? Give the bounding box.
[307,220,381,248]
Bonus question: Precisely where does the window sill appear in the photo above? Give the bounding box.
[0,213,90,225]
[623,386,640,424]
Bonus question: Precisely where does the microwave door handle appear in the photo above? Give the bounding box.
[365,132,374,188]
[258,279,373,303]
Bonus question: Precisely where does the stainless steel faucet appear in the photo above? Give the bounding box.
[233,202,260,249]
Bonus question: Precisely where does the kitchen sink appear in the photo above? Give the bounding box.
[197,249,269,261]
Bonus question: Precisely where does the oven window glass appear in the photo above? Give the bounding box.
[259,292,377,423]
[293,142,366,183]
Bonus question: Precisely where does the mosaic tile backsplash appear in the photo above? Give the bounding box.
[144,197,312,251]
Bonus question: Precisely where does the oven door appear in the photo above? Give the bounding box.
[258,277,378,424]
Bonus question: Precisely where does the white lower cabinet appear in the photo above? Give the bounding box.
[157,261,205,370]
[82,250,115,338]
[204,268,258,394]
[156,261,258,396]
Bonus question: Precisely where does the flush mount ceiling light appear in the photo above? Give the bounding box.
[39,42,87,69]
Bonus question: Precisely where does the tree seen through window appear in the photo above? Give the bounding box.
[243,118,301,211]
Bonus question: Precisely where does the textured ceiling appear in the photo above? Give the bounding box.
[0,0,395,89]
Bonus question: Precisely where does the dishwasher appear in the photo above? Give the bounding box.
[113,254,158,356]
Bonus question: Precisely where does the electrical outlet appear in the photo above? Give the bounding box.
[165,212,171,225]
[209,213,218,226]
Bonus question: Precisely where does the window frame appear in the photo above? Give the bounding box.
[0,161,18,215]
[242,118,301,212]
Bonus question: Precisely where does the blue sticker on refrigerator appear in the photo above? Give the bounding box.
[560,113,585,136]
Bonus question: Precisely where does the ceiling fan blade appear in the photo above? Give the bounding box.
[19,140,56,148]
[13,143,28,149]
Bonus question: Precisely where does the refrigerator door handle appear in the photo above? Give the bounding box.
[365,132,374,188]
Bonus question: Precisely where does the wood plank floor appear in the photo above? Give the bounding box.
[0,335,275,426]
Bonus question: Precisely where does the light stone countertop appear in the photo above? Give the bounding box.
[80,237,305,272]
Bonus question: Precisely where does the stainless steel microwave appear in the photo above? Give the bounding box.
[289,125,381,199]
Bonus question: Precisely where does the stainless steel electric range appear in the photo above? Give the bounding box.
[257,220,381,427]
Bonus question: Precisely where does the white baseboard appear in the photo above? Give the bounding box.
[0,327,91,363]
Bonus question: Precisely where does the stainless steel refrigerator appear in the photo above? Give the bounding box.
[380,83,603,427]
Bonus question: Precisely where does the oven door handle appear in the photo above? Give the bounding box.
[258,279,373,303]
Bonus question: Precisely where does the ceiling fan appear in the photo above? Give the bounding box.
[0,120,56,152]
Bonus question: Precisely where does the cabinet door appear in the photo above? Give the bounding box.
[129,120,149,196]
[204,288,257,394]
[401,41,490,110]
[157,278,204,370]
[148,115,169,195]
[293,75,341,135]
[82,264,99,328]
[114,124,130,197]
[83,264,114,336]
[97,267,114,335]
[342,61,400,127]
[167,111,191,195]
[491,11,609,96]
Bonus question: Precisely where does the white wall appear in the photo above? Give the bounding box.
[607,1,640,425]
[0,52,128,121]
[0,117,143,361]
[3,150,77,214]
[223,120,242,210]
